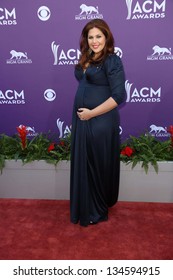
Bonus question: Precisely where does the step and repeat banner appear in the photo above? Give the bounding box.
[0,0,173,141]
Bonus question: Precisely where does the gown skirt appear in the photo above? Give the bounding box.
[70,55,125,226]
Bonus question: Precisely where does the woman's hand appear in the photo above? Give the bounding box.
[77,108,93,121]
[77,98,117,121]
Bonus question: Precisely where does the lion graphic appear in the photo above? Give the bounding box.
[18,125,35,134]
[26,126,35,133]
[149,124,167,134]
[79,4,99,15]
[152,45,171,56]
[10,50,28,59]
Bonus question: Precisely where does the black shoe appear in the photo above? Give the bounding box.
[89,221,97,225]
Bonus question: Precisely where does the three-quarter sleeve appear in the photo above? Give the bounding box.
[104,54,126,105]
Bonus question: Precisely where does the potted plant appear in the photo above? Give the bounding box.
[120,130,173,173]
[0,125,173,202]
[0,125,71,173]
[119,126,173,202]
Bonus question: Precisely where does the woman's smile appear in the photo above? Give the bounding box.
[88,27,106,55]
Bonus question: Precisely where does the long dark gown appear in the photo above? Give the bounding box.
[70,54,126,226]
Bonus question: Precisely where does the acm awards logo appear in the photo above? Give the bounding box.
[51,42,80,65]
[125,80,161,103]
[51,42,123,66]
[0,7,17,25]
[57,118,122,137]
[0,90,25,105]
[147,45,173,61]
[75,4,103,20]
[125,0,166,20]
[57,118,71,138]
[6,50,32,64]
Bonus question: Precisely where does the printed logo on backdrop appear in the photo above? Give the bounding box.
[0,7,17,25]
[114,47,123,58]
[18,125,38,137]
[0,90,25,105]
[37,6,51,21]
[57,118,71,138]
[57,118,122,138]
[51,43,123,65]
[125,0,166,20]
[119,126,123,135]
[147,45,173,61]
[75,4,103,20]
[149,124,169,138]
[6,50,32,64]
[44,89,56,101]
[125,80,161,103]
[51,42,80,65]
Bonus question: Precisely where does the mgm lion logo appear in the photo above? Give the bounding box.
[10,50,28,60]
[75,4,103,20]
[79,4,99,15]
[152,45,171,56]
[149,124,167,134]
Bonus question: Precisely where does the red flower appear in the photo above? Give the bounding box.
[16,125,27,149]
[167,125,173,147]
[59,140,65,146]
[167,125,173,136]
[48,143,55,152]
[121,146,133,157]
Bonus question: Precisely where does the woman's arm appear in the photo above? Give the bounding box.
[77,97,117,120]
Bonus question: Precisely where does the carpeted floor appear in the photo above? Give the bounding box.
[0,199,173,260]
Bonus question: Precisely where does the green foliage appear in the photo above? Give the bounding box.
[0,130,173,174]
[120,133,173,173]
[0,132,71,173]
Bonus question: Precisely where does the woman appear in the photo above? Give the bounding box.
[70,19,126,226]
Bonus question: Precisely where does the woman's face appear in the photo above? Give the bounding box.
[87,27,106,57]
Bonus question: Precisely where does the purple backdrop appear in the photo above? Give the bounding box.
[0,0,173,141]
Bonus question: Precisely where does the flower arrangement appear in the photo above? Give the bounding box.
[0,125,173,174]
[0,126,71,173]
[120,126,173,173]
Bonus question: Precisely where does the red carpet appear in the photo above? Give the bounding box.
[0,199,173,260]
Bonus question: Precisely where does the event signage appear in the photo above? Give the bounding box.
[0,0,172,141]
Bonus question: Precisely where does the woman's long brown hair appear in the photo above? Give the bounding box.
[77,19,115,69]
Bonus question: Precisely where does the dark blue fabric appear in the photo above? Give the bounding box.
[70,54,126,226]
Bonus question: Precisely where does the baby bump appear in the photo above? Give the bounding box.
[87,108,120,142]
[75,85,111,109]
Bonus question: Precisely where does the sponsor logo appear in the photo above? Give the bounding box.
[57,118,71,138]
[119,126,123,135]
[75,4,103,20]
[0,90,25,105]
[0,7,17,25]
[125,0,166,20]
[51,43,122,65]
[125,80,161,103]
[114,47,123,58]
[149,124,169,137]
[51,42,80,65]
[37,6,51,21]
[57,117,122,138]
[147,45,173,61]
[6,50,32,64]
[44,89,56,101]
[18,124,38,137]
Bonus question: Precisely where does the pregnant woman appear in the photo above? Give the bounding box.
[70,19,126,227]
